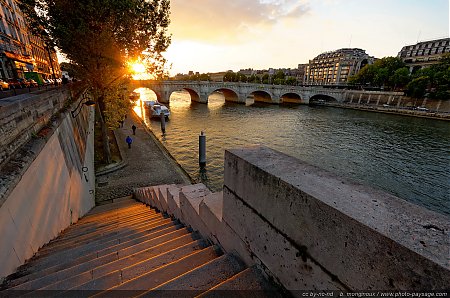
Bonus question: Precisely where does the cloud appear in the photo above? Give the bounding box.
[169,0,310,44]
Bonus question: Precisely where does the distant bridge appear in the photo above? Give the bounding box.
[130,80,349,104]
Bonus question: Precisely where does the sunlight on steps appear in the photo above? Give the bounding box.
[0,191,282,296]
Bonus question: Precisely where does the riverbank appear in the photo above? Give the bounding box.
[319,102,450,121]
[94,110,192,204]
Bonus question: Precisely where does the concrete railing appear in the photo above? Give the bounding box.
[135,145,449,293]
[0,90,96,281]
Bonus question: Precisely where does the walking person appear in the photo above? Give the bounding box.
[132,124,137,135]
[126,135,133,149]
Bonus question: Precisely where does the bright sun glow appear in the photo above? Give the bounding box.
[129,61,152,80]
[131,62,146,73]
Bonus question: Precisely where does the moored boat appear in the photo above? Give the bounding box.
[144,100,170,118]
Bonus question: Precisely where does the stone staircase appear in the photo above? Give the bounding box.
[0,194,281,296]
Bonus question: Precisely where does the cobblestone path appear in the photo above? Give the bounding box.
[95,111,191,204]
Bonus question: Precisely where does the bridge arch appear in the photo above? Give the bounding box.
[246,90,274,104]
[280,92,303,104]
[309,94,338,104]
[180,88,202,102]
[211,88,240,103]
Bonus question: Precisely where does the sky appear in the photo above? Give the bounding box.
[163,0,449,75]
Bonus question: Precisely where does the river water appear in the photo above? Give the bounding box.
[133,88,450,217]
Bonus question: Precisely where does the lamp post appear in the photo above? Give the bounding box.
[71,95,95,118]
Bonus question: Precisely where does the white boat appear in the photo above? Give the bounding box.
[144,101,170,118]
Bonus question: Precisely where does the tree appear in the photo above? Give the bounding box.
[223,71,237,82]
[391,67,410,90]
[248,74,260,83]
[237,73,247,82]
[285,77,297,85]
[406,76,429,99]
[273,70,286,81]
[349,57,406,89]
[18,0,171,163]
[59,62,77,79]
[406,53,450,99]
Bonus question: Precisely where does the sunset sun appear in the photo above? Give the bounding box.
[131,62,146,74]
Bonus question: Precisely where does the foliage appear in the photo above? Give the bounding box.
[391,67,410,89]
[60,62,77,78]
[349,57,408,90]
[406,76,429,99]
[285,77,297,85]
[103,85,136,129]
[18,0,171,101]
[183,73,211,81]
[223,71,238,82]
[18,0,171,162]
[248,74,260,83]
[273,70,285,81]
[406,53,450,99]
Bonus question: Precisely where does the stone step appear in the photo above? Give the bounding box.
[13,224,190,279]
[5,221,183,289]
[67,204,155,229]
[92,246,221,294]
[86,197,140,215]
[150,253,245,293]
[24,213,168,266]
[13,234,206,291]
[27,217,178,270]
[42,210,161,247]
[56,203,156,230]
[0,185,284,295]
[36,216,175,258]
[198,265,283,296]
[45,239,209,292]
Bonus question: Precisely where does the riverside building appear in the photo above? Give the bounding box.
[0,0,60,82]
[397,37,450,73]
[304,48,374,86]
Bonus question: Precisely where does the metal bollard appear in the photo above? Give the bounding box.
[199,131,206,168]
[160,113,166,134]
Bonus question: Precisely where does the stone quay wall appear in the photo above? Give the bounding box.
[0,88,72,167]
[0,90,96,281]
[342,90,450,113]
[135,145,449,293]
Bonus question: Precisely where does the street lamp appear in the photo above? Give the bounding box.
[71,97,95,118]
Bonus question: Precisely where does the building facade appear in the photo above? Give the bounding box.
[397,38,450,73]
[0,0,60,82]
[304,48,374,85]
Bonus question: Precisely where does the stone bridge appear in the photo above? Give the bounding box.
[130,80,348,104]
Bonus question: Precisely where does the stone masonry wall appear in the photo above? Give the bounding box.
[0,88,72,167]
[0,91,95,281]
[342,90,449,112]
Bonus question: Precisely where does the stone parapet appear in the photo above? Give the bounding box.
[223,146,449,291]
